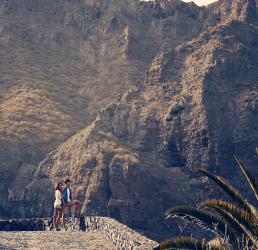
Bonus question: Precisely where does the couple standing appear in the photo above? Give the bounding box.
[53,179,81,231]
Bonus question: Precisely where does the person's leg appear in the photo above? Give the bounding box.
[62,213,66,229]
[56,209,62,227]
[68,200,81,217]
[62,206,67,230]
[74,200,81,214]
[53,208,59,230]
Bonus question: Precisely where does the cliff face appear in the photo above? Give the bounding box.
[2,0,258,242]
[16,0,258,242]
[0,0,207,221]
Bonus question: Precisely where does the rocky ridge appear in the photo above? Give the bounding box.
[0,0,211,221]
[12,0,258,242]
[2,0,258,243]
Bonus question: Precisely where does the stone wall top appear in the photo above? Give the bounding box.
[0,216,160,250]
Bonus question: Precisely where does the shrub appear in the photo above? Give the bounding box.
[161,150,258,250]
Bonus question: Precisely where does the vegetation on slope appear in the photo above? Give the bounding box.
[161,151,258,250]
[0,29,90,151]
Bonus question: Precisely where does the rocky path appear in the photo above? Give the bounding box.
[0,231,117,250]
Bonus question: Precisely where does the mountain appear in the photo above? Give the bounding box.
[0,0,217,217]
[0,0,207,220]
[2,0,258,242]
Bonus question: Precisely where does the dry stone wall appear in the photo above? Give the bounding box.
[0,216,160,250]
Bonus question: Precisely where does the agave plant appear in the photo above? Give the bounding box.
[160,153,258,250]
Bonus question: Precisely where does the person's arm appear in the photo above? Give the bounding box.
[62,188,67,207]
[62,196,66,206]
[70,189,73,201]
[57,190,62,200]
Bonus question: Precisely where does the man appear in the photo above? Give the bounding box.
[62,179,81,230]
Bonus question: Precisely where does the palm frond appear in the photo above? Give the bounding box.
[160,239,178,250]
[202,200,258,248]
[164,152,258,249]
[166,206,226,236]
[160,238,220,250]
[202,200,256,231]
[234,156,258,203]
[196,168,257,218]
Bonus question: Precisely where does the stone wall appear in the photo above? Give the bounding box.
[0,216,160,250]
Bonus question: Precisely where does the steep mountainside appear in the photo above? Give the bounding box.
[9,0,258,242]
[1,0,247,219]
[0,0,213,218]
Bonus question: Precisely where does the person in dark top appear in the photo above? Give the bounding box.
[62,179,81,230]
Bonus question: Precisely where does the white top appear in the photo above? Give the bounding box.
[67,188,71,202]
[54,190,62,206]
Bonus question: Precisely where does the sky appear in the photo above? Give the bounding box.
[143,0,217,7]
[183,0,216,6]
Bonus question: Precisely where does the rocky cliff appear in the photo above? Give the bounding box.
[0,0,209,221]
[8,0,258,242]
[2,0,258,243]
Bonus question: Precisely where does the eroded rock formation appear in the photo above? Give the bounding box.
[16,0,258,242]
[2,0,258,243]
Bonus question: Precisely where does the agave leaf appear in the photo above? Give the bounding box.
[202,200,258,248]
[196,168,258,219]
[166,206,226,236]
[234,156,258,202]
[160,238,222,250]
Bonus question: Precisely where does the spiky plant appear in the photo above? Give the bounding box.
[160,152,258,250]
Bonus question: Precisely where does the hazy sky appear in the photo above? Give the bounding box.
[143,0,217,6]
[183,0,216,6]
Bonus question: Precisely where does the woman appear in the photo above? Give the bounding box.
[53,183,63,231]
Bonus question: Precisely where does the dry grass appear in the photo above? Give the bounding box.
[98,131,157,167]
[0,22,94,160]
[0,8,187,166]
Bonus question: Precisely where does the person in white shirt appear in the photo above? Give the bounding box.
[53,183,63,231]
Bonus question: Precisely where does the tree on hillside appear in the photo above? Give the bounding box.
[161,149,258,250]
